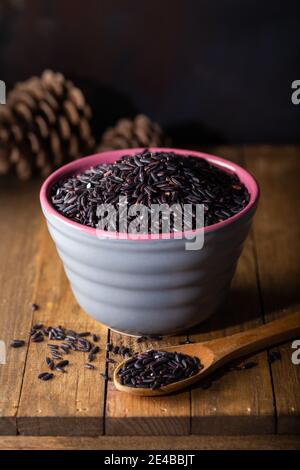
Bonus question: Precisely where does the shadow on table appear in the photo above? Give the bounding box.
[188,284,300,336]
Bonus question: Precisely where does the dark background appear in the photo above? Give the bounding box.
[0,0,299,144]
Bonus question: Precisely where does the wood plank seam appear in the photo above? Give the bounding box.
[15,335,32,436]
[243,145,300,434]
[15,222,44,436]
[241,149,279,434]
[103,329,112,435]
[248,225,279,434]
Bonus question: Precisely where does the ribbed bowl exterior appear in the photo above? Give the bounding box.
[43,206,256,335]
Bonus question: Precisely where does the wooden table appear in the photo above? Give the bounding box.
[0,145,299,450]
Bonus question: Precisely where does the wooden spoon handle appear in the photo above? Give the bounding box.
[206,310,300,364]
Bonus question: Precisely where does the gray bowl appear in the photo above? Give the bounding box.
[40,148,259,336]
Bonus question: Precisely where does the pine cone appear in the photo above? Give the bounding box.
[98,114,171,151]
[0,70,95,180]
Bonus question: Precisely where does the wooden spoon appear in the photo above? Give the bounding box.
[114,310,300,396]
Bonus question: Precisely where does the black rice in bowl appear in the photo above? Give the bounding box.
[51,150,250,233]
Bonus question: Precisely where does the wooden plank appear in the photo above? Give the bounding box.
[0,434,300,450]
[191,146,275,434]
[17,222,108,436]
[105,333,190,435]
[244,145,300,434]
[0,179,41,435]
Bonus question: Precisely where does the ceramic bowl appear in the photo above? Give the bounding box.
[40,148,259,335]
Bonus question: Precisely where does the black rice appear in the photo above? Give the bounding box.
[51,352,62,360]
[45,357,55,370]
[55,366,67,373]
[106,358,117,364]
[136,336,148,344]
[31,331,44,343]
[117,349,203,389]
[88,352,95,362]
[10,339,25,348]
[51,150,250,233]
[76,340,91,353]
[65,329,77,338]
[38,372,54,381]
[56,360,69,368]
[84,363,95,370]
[59,346,69,355]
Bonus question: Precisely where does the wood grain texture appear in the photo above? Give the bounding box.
[191,147,275,435]
[16,222,108,436]
[0,179,41,435]
[244,145,300,434]
[106,333,190,435]
[0,434,299,450]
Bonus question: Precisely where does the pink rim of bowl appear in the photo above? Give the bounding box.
[40,148,260,241]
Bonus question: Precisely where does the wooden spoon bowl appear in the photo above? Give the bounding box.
[114,310,300,396]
